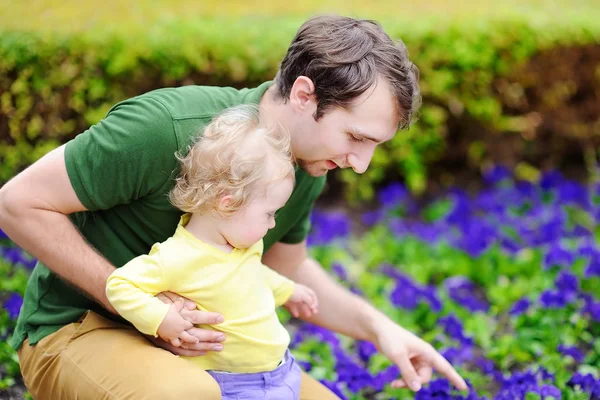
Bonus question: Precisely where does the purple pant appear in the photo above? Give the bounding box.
[207,350,302,400]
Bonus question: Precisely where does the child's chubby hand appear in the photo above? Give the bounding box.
[284,284,319,319]
[156,297,200,347]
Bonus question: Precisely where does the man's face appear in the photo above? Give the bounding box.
[293,78,400,177]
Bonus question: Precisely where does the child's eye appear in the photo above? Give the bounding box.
[348,133,365,143]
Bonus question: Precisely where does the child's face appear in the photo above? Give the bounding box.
[220,177,294,249]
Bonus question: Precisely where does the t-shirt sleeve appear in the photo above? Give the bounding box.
[105,244,172,337]
[64,96,179,211]
[262,264,295,306]
[279,176,326,244]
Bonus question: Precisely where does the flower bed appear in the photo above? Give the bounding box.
[1,168,600,398]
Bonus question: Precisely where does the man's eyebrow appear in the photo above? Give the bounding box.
[349,128,382,144]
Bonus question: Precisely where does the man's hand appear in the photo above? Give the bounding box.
[284,283,319,318]
[373,319,468,392]
[147,292,226,356]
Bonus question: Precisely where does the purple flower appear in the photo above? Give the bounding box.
[441,346,473,366]
[592,381,600,399]
[444,276,490,313]
[378,182,408,208]
[543,242,574,269]
[500,237,522,254]
[412,222,446,243]
[570,224,591,238]
[356,341,377,364]
[388,218,409,237]
[415,378,451,399]
[509,298,531,316]
[439,314,474,346]
[439,314,465,340]
[390,280,421,310]
[2,292,23,319]
[308,211,350,246]
[539,384,561,398]
[444,189,471,225]
[381,266,442,311]
[334,347,375,393]
[361,210,384,226]
[558,180,590,207]
[539,290,568,308]
[516,181,536,197]
[374,364,399,388]
[420,286,443,312]
[585,258,600,278]
[580,295,600,322]
[577,239,598,258]
[536,367,555,382]
[0,228,7,240]
[557,344,585,363]
[475,189,507,214]
[497,371,540,399]
[567,372,597,392]
[1,247,37,269]
[476,358,500,377]
[291,323,340,348]
[540,170,564,190]
[555,271,579,299]
[483,165,511,185]
[450,218,499,258]
[535,215,566,245]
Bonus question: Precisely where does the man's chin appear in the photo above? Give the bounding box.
[296,160,329,177]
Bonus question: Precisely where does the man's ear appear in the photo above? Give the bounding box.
[289,76,317,114]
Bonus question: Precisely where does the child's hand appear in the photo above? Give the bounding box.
[284,284,319,319]
[156,297,199,347]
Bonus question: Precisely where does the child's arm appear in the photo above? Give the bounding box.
[106,252,194,344]
[262,264,296,306]
[262,264,319,318]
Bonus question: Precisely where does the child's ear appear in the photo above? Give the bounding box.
[217,195,234,213]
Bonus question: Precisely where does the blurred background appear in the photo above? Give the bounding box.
[1,1,599,399]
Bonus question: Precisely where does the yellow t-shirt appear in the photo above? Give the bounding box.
[106,215,295,373]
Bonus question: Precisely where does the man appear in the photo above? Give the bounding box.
[0,15,467,399]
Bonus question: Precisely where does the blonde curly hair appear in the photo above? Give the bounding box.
[169,104,294,217]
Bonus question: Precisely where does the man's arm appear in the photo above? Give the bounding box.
[0,145,117,312]
[0,145,225,354]
[263,240,468,392]
[263,240,381,341]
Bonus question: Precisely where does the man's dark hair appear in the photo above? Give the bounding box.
[275,15,421,129]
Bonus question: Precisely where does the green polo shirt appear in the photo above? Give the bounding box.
[11,82,326,350]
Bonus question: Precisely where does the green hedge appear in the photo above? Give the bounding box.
[1,14,600,200]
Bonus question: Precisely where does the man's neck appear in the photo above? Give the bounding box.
[259,85,306,165]
[258,85,296,144]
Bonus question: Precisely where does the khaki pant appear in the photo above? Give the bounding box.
[18,311,340,400]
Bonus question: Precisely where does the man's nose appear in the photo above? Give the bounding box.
[347,145,376,174]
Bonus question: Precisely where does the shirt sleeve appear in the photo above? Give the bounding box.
[105,245,171,337]
[262,265,295,307]
[64,96,179,211]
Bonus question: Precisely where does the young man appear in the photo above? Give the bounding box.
[0,15,467,399]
